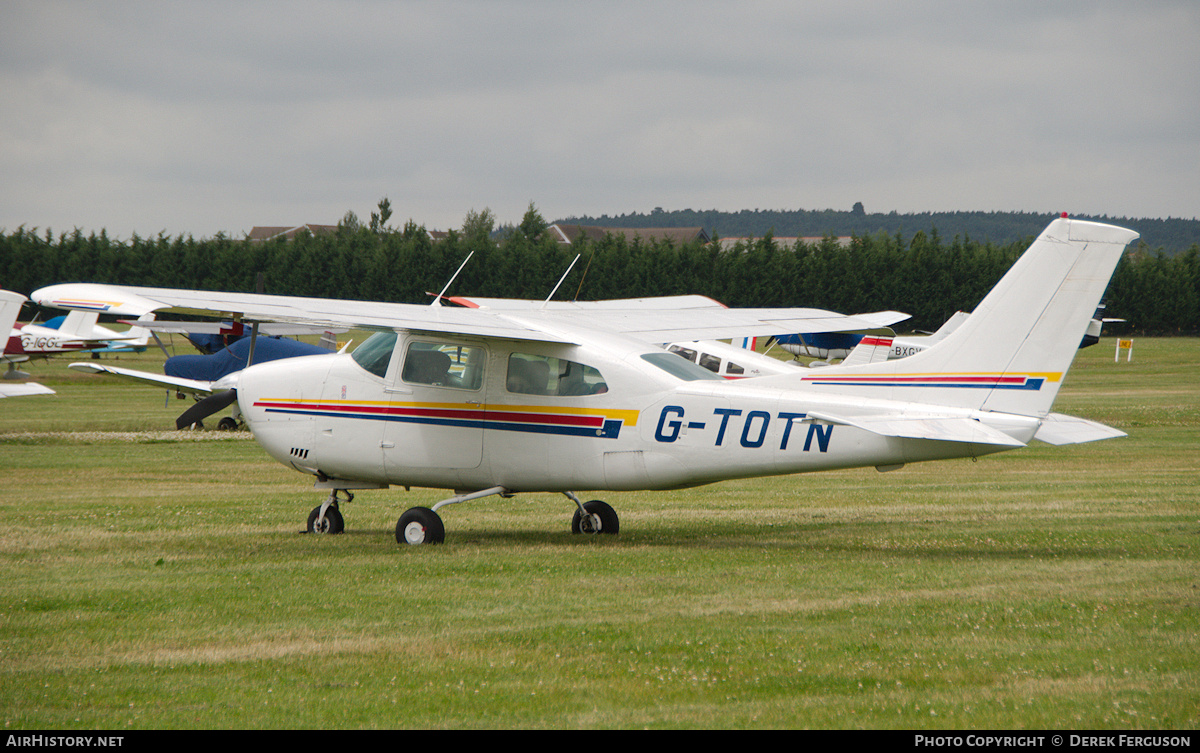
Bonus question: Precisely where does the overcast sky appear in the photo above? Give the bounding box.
[2,1,1197,240]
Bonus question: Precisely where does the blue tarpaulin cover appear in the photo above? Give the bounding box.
[164,337,329,381]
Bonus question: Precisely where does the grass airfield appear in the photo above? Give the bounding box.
[1,337,1197,729]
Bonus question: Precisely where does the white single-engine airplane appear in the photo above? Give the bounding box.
[5,306,154,377]
[33,216,1136,545]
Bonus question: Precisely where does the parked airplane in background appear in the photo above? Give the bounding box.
[776,303,1119,365]
[666,339,801,378]
[4,305,154,377]
[0,290,54,398]
[127,318,345,355]
[1080,304,1124,348]
[33,216,1136,546]
[667,330,902,379]
[69,335,338,430]
[774,311,968,363]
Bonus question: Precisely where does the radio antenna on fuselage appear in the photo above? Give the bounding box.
[431,252,474,307]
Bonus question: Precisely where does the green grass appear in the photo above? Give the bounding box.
[1,339,1197,729]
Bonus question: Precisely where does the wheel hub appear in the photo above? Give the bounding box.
[580,512,602,534]
[403,521,426,545]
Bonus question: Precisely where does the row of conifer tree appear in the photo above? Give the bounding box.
[2,207,1197,335]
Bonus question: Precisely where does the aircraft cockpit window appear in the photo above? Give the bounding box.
[507,354,607,396]
[668,345,698,362]
[402,342,485,389]
[351,331,398,378]
[641,352,724,382]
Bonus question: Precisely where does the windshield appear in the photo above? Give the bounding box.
[351,331,398,377]
[640,351,725,381]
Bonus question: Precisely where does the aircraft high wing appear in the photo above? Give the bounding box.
[32,286,909,346]
[1,290,54,398]
[31,216,1138,546]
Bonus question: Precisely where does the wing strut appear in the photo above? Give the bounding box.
[245,273,264,368]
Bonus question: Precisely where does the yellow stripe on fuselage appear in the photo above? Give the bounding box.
[268,398,641,427]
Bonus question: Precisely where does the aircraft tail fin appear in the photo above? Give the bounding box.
[839,335,893,367]
[927,310,970,341]
[797,217,1139,417]
[1,290,26,345]
[120,313,156,347]
[54,310,103,339]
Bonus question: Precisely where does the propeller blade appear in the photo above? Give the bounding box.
[176,389,237,430]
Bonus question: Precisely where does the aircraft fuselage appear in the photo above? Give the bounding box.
[237,329,1033,495]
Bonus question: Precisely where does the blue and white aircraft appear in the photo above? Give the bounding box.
[32,217,1136,545]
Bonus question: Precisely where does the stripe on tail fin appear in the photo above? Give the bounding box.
[839,335,894,367]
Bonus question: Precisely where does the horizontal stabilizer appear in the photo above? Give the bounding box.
[0,382,54,398]
[1034,413,1127,445]
[805,411,1027,447]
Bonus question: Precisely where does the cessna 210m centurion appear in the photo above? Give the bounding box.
[33,216,1137,545]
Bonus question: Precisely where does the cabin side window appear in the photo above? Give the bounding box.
[507,354,607,396]
[402,341,485,390]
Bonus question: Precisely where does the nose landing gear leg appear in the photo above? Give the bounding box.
[306,489,350,534]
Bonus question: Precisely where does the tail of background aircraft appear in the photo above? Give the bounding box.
[797,217,1139,417]
[120,314,156,349]
[839,335,894,367]
[1,289,26,346]
[53,310,103,340]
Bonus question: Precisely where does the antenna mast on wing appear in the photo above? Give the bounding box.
[542,254,580,309]
[431,252,474,307]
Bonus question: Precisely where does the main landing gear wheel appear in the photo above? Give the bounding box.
[397,507,445,545]
[307,505,345,534]
[571,499,619,536]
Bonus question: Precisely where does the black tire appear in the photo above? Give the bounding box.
[571,499,619,535]
[306,505,345,534]
[396,507,445,545]
[216,416,239,431]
